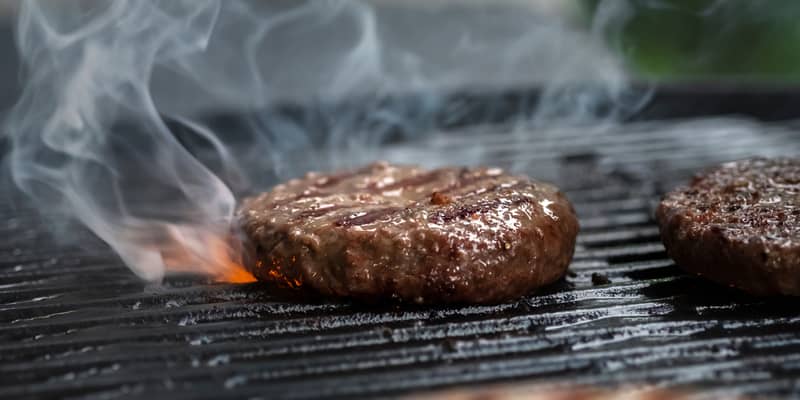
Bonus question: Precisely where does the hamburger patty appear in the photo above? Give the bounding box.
[237,162,578,304]
[656,157,800,295]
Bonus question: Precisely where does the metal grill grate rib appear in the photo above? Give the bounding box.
[2,118,800,399]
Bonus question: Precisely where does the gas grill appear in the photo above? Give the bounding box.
[2,91,800,399]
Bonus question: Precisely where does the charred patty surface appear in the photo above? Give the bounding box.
[238,162,579,304]
[656,157,800,295]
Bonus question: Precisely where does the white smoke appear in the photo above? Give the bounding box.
[2,0,643,282]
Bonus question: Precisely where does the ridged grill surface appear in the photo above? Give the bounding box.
[1,118,800,399]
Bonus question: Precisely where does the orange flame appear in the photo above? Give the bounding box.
[260,258,303,288]
[206,238,257,283]
[160,225,256,284]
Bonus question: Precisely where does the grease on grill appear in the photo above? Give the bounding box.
[591,272,611,286]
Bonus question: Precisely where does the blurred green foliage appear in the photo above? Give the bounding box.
[583,0,800,80]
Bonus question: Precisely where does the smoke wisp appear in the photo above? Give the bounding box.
[2,0,644,282]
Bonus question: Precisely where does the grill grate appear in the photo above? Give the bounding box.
[2,117,800,399]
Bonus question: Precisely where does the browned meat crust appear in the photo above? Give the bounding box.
[656,157,800,295]
[237,162,579,304]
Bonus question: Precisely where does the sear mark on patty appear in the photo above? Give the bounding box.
[430,192,452,206]
[335,207,405,227]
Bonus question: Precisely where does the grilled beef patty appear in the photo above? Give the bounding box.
[656,157,800,295]
[238,162,578,304]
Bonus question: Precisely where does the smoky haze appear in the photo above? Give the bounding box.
[1,0,644,282]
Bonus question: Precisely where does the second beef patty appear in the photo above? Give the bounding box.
[238,162,578,304]
[657,157,800,295]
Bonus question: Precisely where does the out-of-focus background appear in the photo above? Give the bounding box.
[2,0,799,113]
[0,0,20,111]
[585,0,800,81]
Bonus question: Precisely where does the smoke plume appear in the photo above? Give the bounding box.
[2,0,643,282]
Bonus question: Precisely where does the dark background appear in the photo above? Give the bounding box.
[0,22,19,111]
